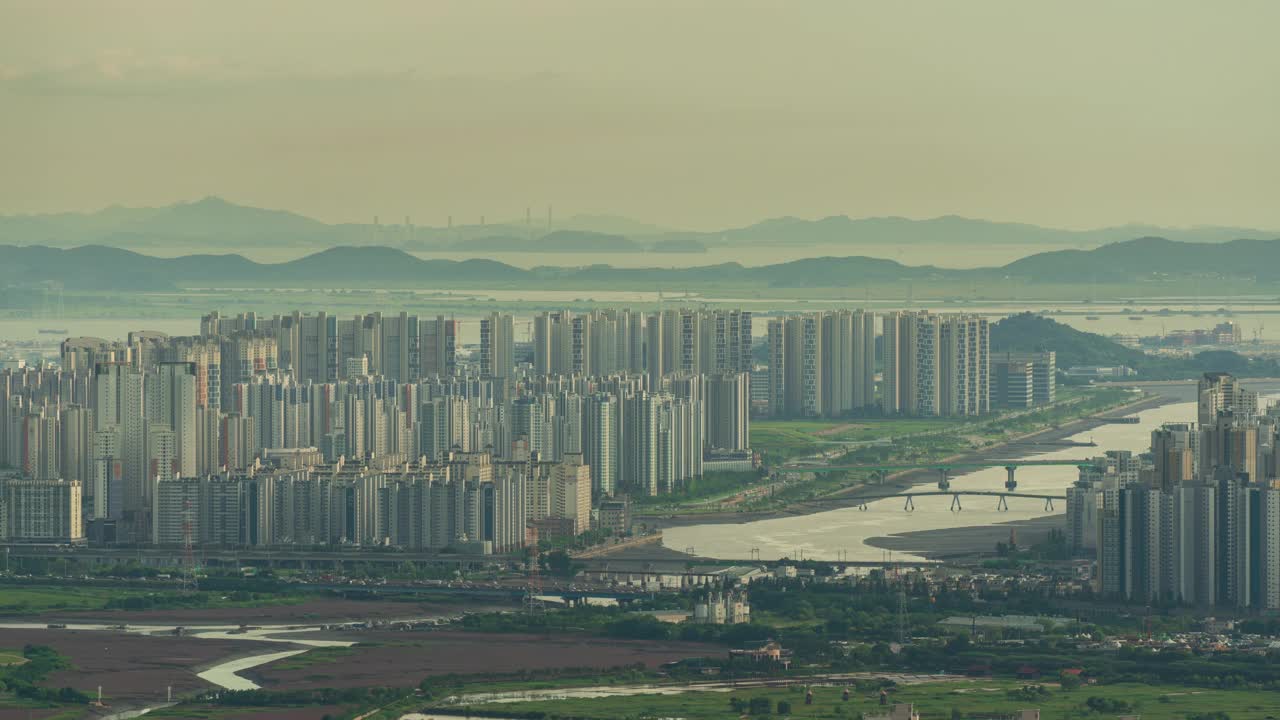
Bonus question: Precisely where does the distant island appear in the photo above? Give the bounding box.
[4,236,1280,293]
[1,196,1272,253]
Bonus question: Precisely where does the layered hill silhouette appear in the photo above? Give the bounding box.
[2,196,1273,252]
[5,236,1280,291]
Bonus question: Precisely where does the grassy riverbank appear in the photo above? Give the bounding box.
[643,386,1140,522]
[0,584,309,616]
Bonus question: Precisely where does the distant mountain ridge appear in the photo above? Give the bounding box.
[5,235,1280,290]
[1,197,1273,252]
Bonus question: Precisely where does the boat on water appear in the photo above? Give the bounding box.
[1128,316,1143,321]
[37,328,67,334]
[1085,315,1100,320]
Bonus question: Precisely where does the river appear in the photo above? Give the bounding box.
[663,386,1280,563]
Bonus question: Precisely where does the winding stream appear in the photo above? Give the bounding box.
[0,620,355,692]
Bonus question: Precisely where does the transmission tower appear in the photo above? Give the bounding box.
[896,585,908,646]
[892,557,908,646]
[522,526,545,616]
[180,498,198,593]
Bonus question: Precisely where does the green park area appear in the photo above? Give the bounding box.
[751,417,968,462]
[441,678,1277,719]
[751,386,1134,465]
[0,582,306,616]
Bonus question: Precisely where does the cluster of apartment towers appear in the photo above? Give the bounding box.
[1067,373,1280,609]
[0,307,1040,549]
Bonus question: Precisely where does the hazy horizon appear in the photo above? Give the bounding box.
[5,194,1280,237]
[3,1,1278,232]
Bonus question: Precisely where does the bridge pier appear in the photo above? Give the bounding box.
[996,495,1008,512]
[1044,497,1055,512]
[950,493,962,512]
[1005,465,1018,492]
[937,468,950,492]
[857,502,868,511]
[903,496,915,512]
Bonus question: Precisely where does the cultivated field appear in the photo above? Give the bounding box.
[251,631,717,690]
[0,628,261,706]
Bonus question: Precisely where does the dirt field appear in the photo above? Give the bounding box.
[0,628,261,706]
[251,630,717,690]
[36,597,489,625]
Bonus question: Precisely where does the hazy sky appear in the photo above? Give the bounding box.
[2,1,1277,231]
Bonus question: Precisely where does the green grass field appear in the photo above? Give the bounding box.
[453,679,1279,719]
[0,585,124,613]
[0,584,307,616]
[752,418,970,462]
[0,649,27,666]
[264,645,360,670]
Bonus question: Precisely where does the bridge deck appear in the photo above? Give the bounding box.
[781,458,1092,472]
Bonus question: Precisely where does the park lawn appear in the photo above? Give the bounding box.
[752,417,970,462]
[0,585,123,613]
[634,471,764,510]
[0,584,309,616]
[455,679,1280,719]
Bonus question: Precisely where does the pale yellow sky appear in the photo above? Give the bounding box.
[1,1,1277,231]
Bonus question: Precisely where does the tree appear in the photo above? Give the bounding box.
[1058,670,1083,691]
[777,699,792,714]
[944,633,971,655]
[541,550,576,577]
[748,696,773,715]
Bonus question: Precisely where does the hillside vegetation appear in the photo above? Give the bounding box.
[992,313,1280,379]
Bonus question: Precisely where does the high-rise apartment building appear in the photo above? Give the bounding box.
[479,312,514,379]
[1198,371,1258,427]
[552,453,592,534]
[706,372,750,452]
[583,393,618,498]
[146,361,198,480]
[768,311,874,418]
[882,311,988,417]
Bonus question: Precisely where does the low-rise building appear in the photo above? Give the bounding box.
[693,589,751,624]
